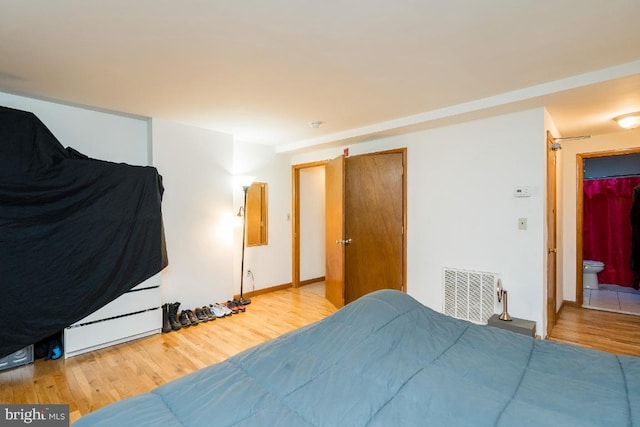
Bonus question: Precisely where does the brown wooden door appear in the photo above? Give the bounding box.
[546,131,558,337]
[325,156,346,308]
[344,152,404,303]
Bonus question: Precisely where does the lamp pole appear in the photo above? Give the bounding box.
[238,185,251,306]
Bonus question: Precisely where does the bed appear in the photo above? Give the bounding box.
[73,290,640,426]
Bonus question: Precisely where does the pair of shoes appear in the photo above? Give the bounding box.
[231,299,247,313]
[219,303,233,316]
[209,303,227,318]
[185,309,199,325]
[201,306,216,321]
[179,311,191,327]
[227,300,246,313]
[225,301,239,314]
[179,310,199,326]
[162,302,183,332]
[195,307,208,322]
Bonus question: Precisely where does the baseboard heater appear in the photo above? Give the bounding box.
[63,274,162,358]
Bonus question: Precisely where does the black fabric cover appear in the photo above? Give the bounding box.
[0,106,168,358]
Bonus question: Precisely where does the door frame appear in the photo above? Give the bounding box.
[291,160,327,289]
[546,131,558,337]
[575,147,640,306]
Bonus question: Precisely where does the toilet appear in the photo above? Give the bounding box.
[583,260,605,290]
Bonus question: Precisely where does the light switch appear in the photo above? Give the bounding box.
[518,218,527,230]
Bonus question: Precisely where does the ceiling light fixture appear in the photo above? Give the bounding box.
[308,121,323,128]
[613,112,640,129]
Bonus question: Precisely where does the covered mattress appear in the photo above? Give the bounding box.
[74,290,640,426]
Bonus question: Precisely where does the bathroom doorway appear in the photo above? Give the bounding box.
[577,149,640,316]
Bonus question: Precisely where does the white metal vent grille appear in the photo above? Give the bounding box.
[443,268,496,324]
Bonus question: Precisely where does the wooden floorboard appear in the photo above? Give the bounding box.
[3,287,640,424]
[548,304,640,357]
[0,286,337,424]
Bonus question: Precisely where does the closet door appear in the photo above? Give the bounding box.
[325,156,346,308]
[325,150,406,307]
[344,151,404,303]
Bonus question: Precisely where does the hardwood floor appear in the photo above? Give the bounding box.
[549,303,640,357]
[0,286,337,424]
[3,287,640,424]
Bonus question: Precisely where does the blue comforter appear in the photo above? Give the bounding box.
[74,290,640,426]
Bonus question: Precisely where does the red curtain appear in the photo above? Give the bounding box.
[583,176,640,287]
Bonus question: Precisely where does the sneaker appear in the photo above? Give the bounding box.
[218,302,233,316]
[209,304,226,318]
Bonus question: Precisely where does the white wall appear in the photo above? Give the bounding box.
[2,90,561,333]
[300,166,326,281]
[560,129,640,303]
[0,92,149,165]
[292,108,548,332]
[232,141,293,295]
[151,119,235,308]
[0,91,294,307]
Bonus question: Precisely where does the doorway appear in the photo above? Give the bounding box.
[576,149,640,315]
[291,161,327,289]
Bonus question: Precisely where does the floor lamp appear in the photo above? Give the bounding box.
[236,177,254,306]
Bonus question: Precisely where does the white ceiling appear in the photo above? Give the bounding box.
[1,1,639,153]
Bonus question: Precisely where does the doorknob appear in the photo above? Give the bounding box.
[336,238,352,245]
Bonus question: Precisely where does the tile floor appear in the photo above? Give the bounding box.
[583,284,640,316]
